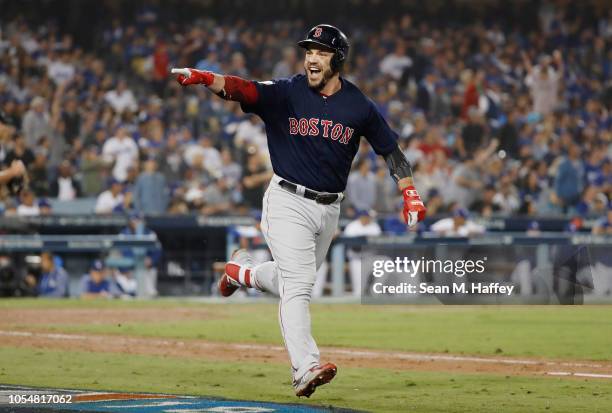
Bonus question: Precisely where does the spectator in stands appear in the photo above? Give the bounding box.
[592,205,612,236]
[219,147,242,188]
[104,79,138,114]
[50,160,82,200]
[47,50,76,86]
[134,158,168,215]
[493,174,521,214]
[418,127,450,159]
[346,158,377,213]
[430,208,485,237]
[60,96,81,146]
[201,176,234,216]
[183,136,222,174]
[21,97,52,148]
[379,42,412,81]
[497,110,520,159]
[416,70,437,115]
[470,185,502,218]
[4,135,35,169]
[553,143,584,212]
[229,51,249,78]
[273,47,298,78]
[28,151,50,197]
[38,198,52,215]
[344,210,382,297]
[0,1,608,225]
[16,190,39,216]
[102,125,139,182]
[80,146,108,196]
[577,188,609,217]
[36,252,69,298]
[229,115,267,155]
[151,40,170,97]
[374,162,399,214]
[80,260,114,299]
[119,212,159,296]
[523,51,563,116]
[460,107,487,154]
[95,179,125,214]
[157,133,182,184]
[446,156,483,209]
[241,152,272,210]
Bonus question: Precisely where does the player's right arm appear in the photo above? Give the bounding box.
[171,68,259,105]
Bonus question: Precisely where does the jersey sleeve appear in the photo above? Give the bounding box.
[240,77,293,117]
[361,100,399,156]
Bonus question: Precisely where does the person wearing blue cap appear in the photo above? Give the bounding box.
[36,252,69,298]
[80,260,114,299]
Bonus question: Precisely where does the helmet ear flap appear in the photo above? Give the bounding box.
[331,50,345,72]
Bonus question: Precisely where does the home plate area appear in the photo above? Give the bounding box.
[0,385,359,413]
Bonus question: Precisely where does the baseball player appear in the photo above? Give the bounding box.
[173,24,426,397]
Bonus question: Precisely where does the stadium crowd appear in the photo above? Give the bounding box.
[0,0,610,231]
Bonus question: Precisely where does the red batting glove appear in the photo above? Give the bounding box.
[173,68,214,86]
[402,186,427,227]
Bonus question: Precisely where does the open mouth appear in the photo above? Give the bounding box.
[308,67,322,75]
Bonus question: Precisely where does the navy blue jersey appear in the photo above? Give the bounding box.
[241,74,397,193]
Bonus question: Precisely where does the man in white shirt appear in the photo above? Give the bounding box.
[51,161,81,200]
[16,190,40,216]
[523,51,563,115]
[226,115,268,156]
[104,79,138,114]
[379,43,412,80]
[430,208,486,237]
[47,51,75,86]
[102,126,139,182]
[183,136,222,173]
[95,180,124,214]
[343,210,382,297]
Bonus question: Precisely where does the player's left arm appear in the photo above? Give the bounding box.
[362,100,426,228]
[383,146,426,227]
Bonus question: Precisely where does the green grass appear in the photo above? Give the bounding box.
[2,300,611,412]
[9,300,611,360]
[1,346,610,413]
[0,297,197,309]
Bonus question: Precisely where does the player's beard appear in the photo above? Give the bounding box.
[307,67,335,91]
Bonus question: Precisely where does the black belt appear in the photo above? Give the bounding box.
[278,180,342,205]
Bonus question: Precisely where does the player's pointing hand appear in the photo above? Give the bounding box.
[402,186,427,228]
[171,68,214,86]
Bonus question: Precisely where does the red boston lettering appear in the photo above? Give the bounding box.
[339,127,354,144]
[330,124,343,140]
[287,117,353,145]
[321,120,333,138]
[298,118,309,136]
[308,118,320,135]
[289,118,298,135]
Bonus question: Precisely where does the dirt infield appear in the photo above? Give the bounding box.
[2,329,612,380]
